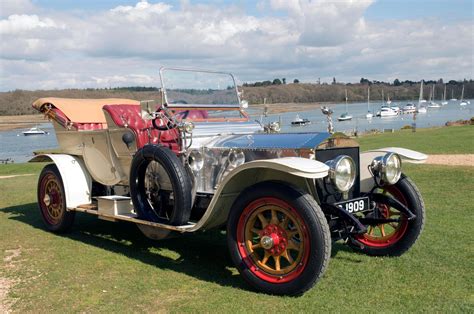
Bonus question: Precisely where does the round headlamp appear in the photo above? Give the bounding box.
[228,150,245,168]
[188,150,204,172]
[371,152,402,185]
[325,155,356,192]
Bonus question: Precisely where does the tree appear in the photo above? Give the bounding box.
[272,78,282,85]
[332,77,336,85]
[293,79,300,84]
[360,77,370,84]
[282,78,286,84]
[393,78,401,86]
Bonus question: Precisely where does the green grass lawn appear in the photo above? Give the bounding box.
[358,125,474,154]
[1,126,473,312]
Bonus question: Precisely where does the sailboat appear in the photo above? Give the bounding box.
[428,84,441,108]
[417,80,427,113]
[338,89,353,121]
[450,88,457,101]
[459,84,469,106]
[441,84,448,105]
[366,87,373,119]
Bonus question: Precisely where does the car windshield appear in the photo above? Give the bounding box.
[160,68,240,108]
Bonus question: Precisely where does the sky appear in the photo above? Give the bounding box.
[0,0,472,91]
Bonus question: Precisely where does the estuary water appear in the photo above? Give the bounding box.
[1,100,472,163]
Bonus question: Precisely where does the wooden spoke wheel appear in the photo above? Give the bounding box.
[37,164,75,232]
[350,175,425,256]
[357,187,409,248]
[238,197,309,283]
[227,182,331,296]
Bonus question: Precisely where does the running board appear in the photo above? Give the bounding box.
[71,196,196,232]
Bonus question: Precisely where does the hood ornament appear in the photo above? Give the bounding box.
[321,106,334,134]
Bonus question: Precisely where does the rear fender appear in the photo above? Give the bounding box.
[30,154,92,209]
[360,147,427,192]
[189,157,329,231]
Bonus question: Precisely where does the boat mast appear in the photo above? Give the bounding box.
[419,80,423,103]
[345,89,348,113]
[443,84,447,101]
[460,85,464,101]
[367,87,370,111]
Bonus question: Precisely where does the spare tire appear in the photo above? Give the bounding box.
[130,145,192,225]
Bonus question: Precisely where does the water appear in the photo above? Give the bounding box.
[0,123,57,163]
[255,99,473,134]
[1,100,472,163]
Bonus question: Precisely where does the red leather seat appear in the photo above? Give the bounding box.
[102,104,179,151]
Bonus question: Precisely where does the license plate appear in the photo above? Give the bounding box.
[336,197,370,214]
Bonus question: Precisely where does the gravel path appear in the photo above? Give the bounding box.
[425,154,473,166]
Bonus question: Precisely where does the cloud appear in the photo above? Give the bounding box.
[0,0,36,17]
[0,0,472,91]
[269,0,374,47]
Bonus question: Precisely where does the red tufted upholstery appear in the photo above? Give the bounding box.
[102,104,179,151]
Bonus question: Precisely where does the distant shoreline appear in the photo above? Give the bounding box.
[0,114,45,131]
[0,103,332,131]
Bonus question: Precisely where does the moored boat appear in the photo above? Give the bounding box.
[402,103,417,114]
[338,90,353,121]
[376,107,398,117]
[22,126,48,136]
[291,114,311,126]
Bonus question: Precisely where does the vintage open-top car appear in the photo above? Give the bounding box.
[30,68,426,295]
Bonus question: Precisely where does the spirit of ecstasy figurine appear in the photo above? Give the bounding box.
[321,106,334,134]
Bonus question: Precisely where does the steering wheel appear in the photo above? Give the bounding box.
[152,107,177,131]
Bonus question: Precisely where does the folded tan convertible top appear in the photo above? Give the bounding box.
[32,97,140,123]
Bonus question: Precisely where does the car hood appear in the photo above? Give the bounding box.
[206,132,332,151]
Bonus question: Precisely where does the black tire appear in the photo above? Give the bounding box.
[227,182,331,296]
[37,164,75,233]
[349,174,425,256]
[130,145,192,225]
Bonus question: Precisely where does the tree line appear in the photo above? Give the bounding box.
[0,79,472,115]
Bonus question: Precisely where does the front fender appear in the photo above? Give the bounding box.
[360,147,427,192]
[29,154,92,208]
[188,157,329,231]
